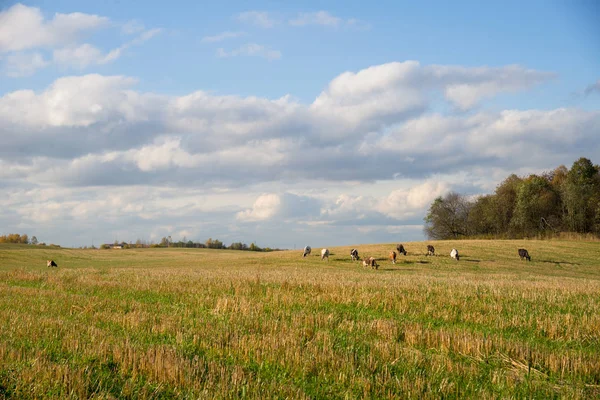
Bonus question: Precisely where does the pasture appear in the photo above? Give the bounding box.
[1,240,599,399]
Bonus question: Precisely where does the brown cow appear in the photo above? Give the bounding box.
[362,257,379,270]
[426,245,435,256]
[389,251,397,264]
[396,244,407,255]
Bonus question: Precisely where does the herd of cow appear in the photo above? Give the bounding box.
[301,245,532,269]
[44,247,533,269]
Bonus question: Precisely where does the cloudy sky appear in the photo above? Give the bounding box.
[1,0,599,248]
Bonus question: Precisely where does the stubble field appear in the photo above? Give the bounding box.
[1,240,599,399]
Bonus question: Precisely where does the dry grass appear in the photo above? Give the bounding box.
[0,239,599,399]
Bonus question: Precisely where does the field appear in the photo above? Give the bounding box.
[1,240,599,399]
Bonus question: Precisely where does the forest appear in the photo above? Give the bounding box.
[424,157,600,240]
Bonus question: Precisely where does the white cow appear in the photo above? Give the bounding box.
[321,248,330,261]
[303,246,312,257]
[450,248,460,261]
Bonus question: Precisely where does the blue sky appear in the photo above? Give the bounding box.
[0,1,599,247]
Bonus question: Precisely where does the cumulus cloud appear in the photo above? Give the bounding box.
[377,181,450,219]
[312,61,555,117]
[0,62,593,187]
[0,3,108,53]
[1,61,598,247]
[0,4,160,75]
[217,43,281,60]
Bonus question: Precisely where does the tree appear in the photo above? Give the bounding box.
[510,174,561,236]
[493,174,523,234]
[30,236,38,245]
[424,192,472,239]
[562,158,600,233]
[468,195,498,237]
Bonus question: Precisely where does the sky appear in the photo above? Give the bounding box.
[0,0,599,249]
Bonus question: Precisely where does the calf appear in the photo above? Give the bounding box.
[362,257,379,269]
[396,244,407,256]
[389,251,397,264]
[350,248,359,261]
[47,260,57,268]
[303,246,311,257]
[450,248,460,261]
[518,248,531,261]
[426,245,435,256]
[321,248,330,261]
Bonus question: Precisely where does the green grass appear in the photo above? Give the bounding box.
[1,240,599,399]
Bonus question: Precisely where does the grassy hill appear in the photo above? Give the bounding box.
[1,240,599,398]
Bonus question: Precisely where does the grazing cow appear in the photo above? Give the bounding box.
[389,251,397,264]
[427,245,435,256]
[303,246,312,257]
[321,248,330,261]
[47,260,57,268]
[362,257,378,269]
[396,244,407,256]
[450,248,460,261]
[350,248,359,261]
[518,248,531,261]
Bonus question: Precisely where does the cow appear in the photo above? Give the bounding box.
[321,248,330,261]
[362,257,378,269]
[303,246,312,257]
[396,244,407,256]
[450,248,460,261]
[389,251,397,264]
[47,260,57,268]
[518,248,531,261]
[350,248,359,261]
[426,245,435,256]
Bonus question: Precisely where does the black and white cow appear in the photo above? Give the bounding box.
[303,246,312,257]
[350,248,359,261]
[450,248,460,261]
[47,260,58,268]
[321,248,330,261]
[426,245,435,256]
[518,248,531,261]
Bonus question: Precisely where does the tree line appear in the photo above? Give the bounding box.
[99,237,280,252]
[424,157,600,240]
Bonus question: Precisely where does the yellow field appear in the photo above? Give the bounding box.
[1,239,599,399]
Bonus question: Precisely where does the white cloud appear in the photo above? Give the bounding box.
[377,181,450,219]
[289,11,341,27]
[217,43,281,60]
[0,74,142,127]
[3,51,49,77]
[312,61,554,119]
[53,43,105,69]
[236,11,278,28]
[201,31,246,43]
[1,4,160,75]
[237,193,282,221]
[0,3,108,53]
[0,62,592,189]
